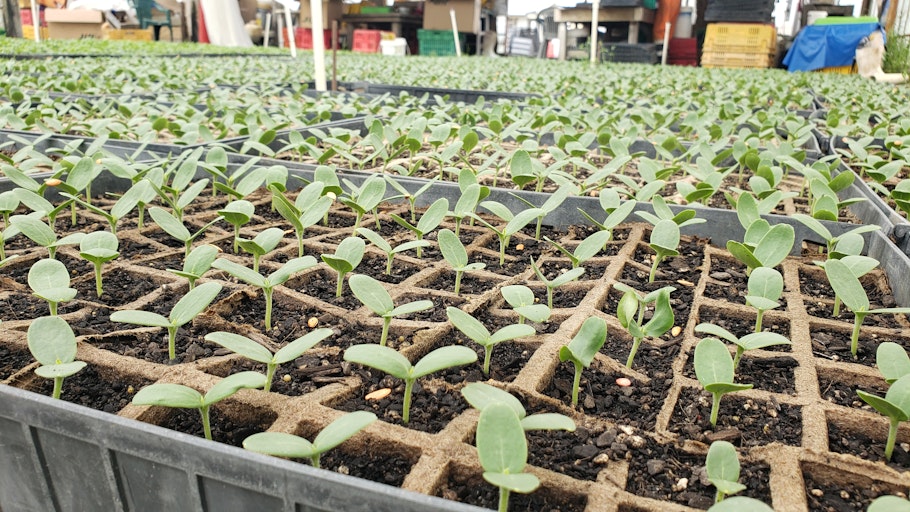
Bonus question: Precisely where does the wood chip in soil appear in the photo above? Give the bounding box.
[669,387,802,447]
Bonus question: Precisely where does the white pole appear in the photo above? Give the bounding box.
[450,8,462,57]
[284,4,297,58]
[661,21,670,65]
[312,0,326,91]
[264,12,272,47]
[589,0,599,65]
[30,0,40,42]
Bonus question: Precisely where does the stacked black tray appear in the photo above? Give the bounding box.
[705,0,774,22]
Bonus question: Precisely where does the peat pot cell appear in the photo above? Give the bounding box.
[423,271,502,297]
[804,300,906,329]
[139,251,189,272]
[144,283,232,318]
[286,268,363,311]
[629,237,708,285]
[291,421,419,487]
[471,251,532,277]
[475,308,561,335]
[536,258,609,282]
[669,387,803,447]
[603,282,695,336]
[116,235,166,260]
[827,412,910,470]
[697,305,791,343]
[624,442,772,510]
[0,343,35,381]
[88,327,221,365]
[353,253,423,285]
[20,364,153,415]
[0,254,38,287]
[817,367,888,409]
[802,461,908,512]
[528,283,593,310]
[435,461,588,512]
[544,359,670,431]
[329,371,467,434]
[430,337,537,385]
[701,255,753,305]
[140,223,225,250]
[395,293,466,323]
[799,265,895,305]
[73,267,172,308]
[0,290,82,321]
[681,354,798,395]
[200,351,346,397]
[148,400,277,448]
[810,324,910,367]
[211,289,343,341]
[599,326,681,375]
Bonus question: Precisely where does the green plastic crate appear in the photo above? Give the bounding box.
[418,29,467,56]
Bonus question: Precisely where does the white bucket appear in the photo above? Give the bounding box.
[807,10,828,25]
[674,8,693,39]
[380,38,408,56]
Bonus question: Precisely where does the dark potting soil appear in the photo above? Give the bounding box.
[680,354,799,395]
[333,369,467,434]
[545,359,672,431]
[425,271,501,296]
[803,465,909,512]
[827,420,910,471]
[628,238,708,285]
[701,256,752,305]
[155,404,277,448]
[140,252,186,272]
[669,387,803,447]
[203,354,345,397]
[355,254,422,285]
[697,305,792,347]
[471,252,532,277]
[817,372,887,409]
[623,442,772,510]
[0,290,82,321]
[804,301,905,329]
[530,284,592,310]
[285,268,363,311]
[317,445,415,487]
[435,464,588,512]
[89,324,221,365]
[599,329,681,377]
[537,259,610,282]
[474,307,560,335]
[809,325,910,367]
[72,267,162,307]
[117,236,162,260]
[0,344,34,381]
[525,424,608,482]
[27,365,153,414]
[211,289,344,342]
[430,337,535,385]
[396,293,466,323]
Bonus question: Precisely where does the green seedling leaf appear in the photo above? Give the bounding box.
[167,244,219,289]
[707,497,775,512]
[857,373,910,460]
[559,317,607,406]
[321,236,366,298]
[706,440,747,501]
[501,285,551,324]
[695,337,753,427]
[868,495,910,512]
[438,229,485,295]
[79,231,120,298]
[27,316,85,399]
[461,382,575,432]
[878,342,910,384]
[447,306,535,375]
[28,258,77,316]
[243,411,377,468]
[350,274,431,346]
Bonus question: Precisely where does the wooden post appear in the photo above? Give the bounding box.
[589,0,599,65]
[331,19,338,92]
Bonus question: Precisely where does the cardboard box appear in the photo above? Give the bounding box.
[45,8,104,39]
[423,0,478,33]
[298,0,343,29]
[102,26,153,41]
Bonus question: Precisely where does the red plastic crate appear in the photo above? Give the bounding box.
[282,27,335,50]
[20,8,45,27]
[352,29,382,53]
[668,38,698,58]
[668,58,698,66]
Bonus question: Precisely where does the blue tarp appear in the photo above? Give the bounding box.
[783,22,884,72]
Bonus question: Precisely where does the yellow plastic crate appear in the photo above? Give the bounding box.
[701,51,774,69]
[102,27,154,41]
[816,64,857,74]
[703,23,777,54]
[21,25,49,40]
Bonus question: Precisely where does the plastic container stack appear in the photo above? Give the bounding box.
[701,23,777,69]
[600,43,659,64]
[352,29,383,53]
[282,27,335,50]
[417,29,467,56]
[705,0,774,23]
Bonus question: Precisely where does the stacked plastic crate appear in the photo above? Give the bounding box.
[601,43,659,64]
[701,23,777,69]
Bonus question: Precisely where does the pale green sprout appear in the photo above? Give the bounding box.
[385,175,439,223]
[476,403,540,512]
[501,285,551,325]
[857,373,910,461]
[269,181,333,257]
[9,214,84,259]
[694,337,753,427]
[725,220,794,274]
[646,219,681,283]
[437,228,485,295]
[460,382,575,432]
[132,372,266,441]
[448,181,482,237]
[355,227,430,275]
[204,328,332,392]
[243,411,377,468]
[694,323,791,370]
[824,259,910,358]
[446,306,535,376]
[28,258,77,316]
[342,344,477,424]
[635,195,706,229]
[614,283,675,368]
[321,236,365,298]
[61,179,152,235]
[218,199,255,253]
[349,274,432,347]
[389,197,448,258]
[868,495,910,512]
[558,317,608,407]
[79,231,120,297]
[338,175,386,233]
[706,440,746,503]
[148,206,223,258]
[110,281,223,360]
[237,226,285,273]
[545,229,613,269]
[815,254,879,317]
[577,189,637,241]
[707,497,774,512]
[211,256,317,331]
[792,213,880,256]
[166,244,219,290]
[512,184,575,240]
[469,202,542,266]
[531,260,585,309]
[876,342,910,385]
[27,316,87,399]
[744,267,783,332]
